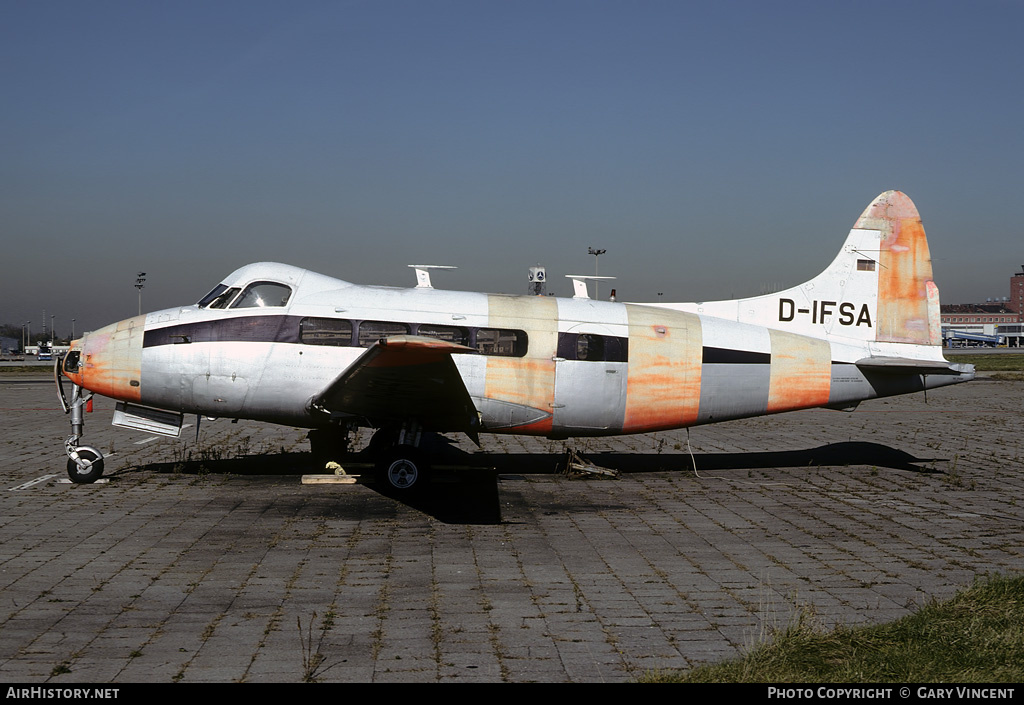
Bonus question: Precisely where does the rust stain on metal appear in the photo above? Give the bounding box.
[78,315,145,403]
[766,329,830,412]
[484,295,558,434]
[860,191,935,345]
[622,305,702,433]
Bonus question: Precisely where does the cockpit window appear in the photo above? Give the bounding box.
[230,281,292,309]
[198,284,226,307]
[209,287,240,309]
[198,284,241,309]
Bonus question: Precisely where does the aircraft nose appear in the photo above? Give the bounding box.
[64,315,146,402]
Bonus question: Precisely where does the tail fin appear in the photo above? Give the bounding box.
[670,190,942,347]
[851,190,938,345]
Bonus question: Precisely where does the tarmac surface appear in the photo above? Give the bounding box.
[1,373,1022,683]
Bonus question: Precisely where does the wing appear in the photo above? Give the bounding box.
[311,335,480,437]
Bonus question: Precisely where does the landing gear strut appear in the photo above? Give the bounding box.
[308,424,356,469]
[56,360,104,484]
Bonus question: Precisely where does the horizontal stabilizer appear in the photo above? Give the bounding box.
[854,357,973,376]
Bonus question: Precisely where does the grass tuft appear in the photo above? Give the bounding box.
[945,353,1024,372]
[640,574,1024,683]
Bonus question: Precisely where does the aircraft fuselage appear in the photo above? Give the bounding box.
[62,265,966,440]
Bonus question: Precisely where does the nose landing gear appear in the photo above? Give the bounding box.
[56,358,105,484]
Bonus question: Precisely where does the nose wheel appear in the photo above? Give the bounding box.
[66,444,105,484]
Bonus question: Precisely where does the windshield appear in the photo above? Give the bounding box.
[230,281,292,308]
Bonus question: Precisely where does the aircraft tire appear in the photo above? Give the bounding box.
[67,449,104,484]
[376,446,429,495]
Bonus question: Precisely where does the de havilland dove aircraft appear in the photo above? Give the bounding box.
[56,190,974,492]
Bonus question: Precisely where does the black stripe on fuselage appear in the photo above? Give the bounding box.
[143,315,300,348]
[143,315,528,357]
[701,346,771,364]
[144,318,800,371]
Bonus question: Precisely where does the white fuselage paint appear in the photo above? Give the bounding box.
[120,262,967,439]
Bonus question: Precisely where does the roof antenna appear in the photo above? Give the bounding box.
[564,275,616,300]
[408,265,457,289]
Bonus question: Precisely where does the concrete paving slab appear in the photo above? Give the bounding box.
[0,375,1022,682]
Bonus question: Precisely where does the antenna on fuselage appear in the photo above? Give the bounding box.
[565,275,616,300]
[528,265,547,296]
[408,264,457,289]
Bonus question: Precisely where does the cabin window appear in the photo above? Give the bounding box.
[475,328,527,357]
[417,324,469,346]
[300,317,353,346]
[601,336,628,362]
[231,282,292,308]
[576,334,604,361]
[557,332,628,362]
[358,321,410,347]
[857,259,876,272]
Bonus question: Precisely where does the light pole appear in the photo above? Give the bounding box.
[135,272,146,316]
[72,318,76,340]
[51,315,55,343]
[588,247,606,299]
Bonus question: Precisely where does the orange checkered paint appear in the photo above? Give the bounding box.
[484,295,558,434]
[766,328,830,413]
[622,305,702,433]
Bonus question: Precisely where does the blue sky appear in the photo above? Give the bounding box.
[3,0,1023,335]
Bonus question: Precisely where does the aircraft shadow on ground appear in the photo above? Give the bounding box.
[122,440,943,525]
[565,441,944,476]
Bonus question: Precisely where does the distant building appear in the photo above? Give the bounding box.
[940,265,1024,346]
[1010,264,1024,314]
[997,324,1024,348]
